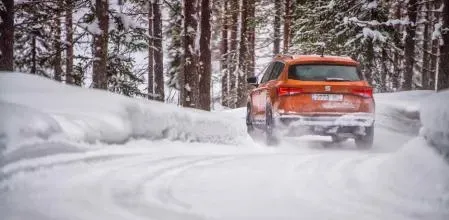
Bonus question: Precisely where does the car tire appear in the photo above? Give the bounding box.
[355,125,374,149]
[265,108,279,146]
[246,105,255,136]
[331,135,347,143]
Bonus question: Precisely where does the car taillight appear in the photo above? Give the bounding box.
[278,87,304,96]
[352,87,373,98]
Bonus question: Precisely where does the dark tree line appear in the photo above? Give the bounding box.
[0,0,449,111]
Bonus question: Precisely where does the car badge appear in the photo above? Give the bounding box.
[325,85,331,92]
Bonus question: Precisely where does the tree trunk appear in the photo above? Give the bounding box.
[237,0,248,107]
[92,0,109,90]
[365,39,374,85]
[31,33,37,74]
[228,0,239,108]
[181,0,199,108]
[153,0,165,101]
[0,0,14,71]
[148,2,154,99]
[437,0,449,90]
[283,0,292,53]
[54,5,62,82]
[422,2,431,89]
[220,1,229,107]
[273,0,281,55]
[430,0,442,90]
[402,0,418,90]
[247,0,256,78]
[65,0,74,85]
[199,0,211,110]
[392,3,403,90]
[380,49,388,92]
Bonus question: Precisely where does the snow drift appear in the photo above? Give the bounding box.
[379,137,449,214]
[0,72,247,155]
[374,91,434,135]
[420,90,449,159]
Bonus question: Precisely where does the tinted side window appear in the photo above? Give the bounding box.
[260,63,274,83]
[270,62,285,80]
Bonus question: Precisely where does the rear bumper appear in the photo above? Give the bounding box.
[277,112,375,127]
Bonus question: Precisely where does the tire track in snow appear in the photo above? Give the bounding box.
[167,150,448,220]
[1,141,448,220]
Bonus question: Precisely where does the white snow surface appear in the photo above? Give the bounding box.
[0,72,248,154]
[420,90,449,156]
[1,73,448,220]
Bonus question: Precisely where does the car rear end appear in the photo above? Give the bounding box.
[274,62,375,140]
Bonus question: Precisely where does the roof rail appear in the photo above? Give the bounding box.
[275,54,295,59]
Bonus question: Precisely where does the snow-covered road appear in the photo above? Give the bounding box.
[2,124,448,220]
[1,73,448,220]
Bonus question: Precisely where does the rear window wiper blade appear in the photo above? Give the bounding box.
[325,77,351,82]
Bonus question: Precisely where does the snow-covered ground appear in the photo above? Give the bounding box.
[0,73,249,153]
[1,73,448,220]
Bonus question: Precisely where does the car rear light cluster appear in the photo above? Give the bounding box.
[278,87,304,96]
[352,87,373,98]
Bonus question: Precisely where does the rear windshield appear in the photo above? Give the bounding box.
[288,65,360,81]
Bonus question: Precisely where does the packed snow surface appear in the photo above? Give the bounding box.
[1,73,448,220]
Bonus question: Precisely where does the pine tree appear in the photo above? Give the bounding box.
[273,0,281,55]
[65,0,74,85]
[153,0,165,101]
[402,0,418,90]
[14,1,57,77]
[148,1,154,99]
[430,0,442,90]
[181,0,199,108]
[228,0,239,108]
[421,1,431,89]
[53,1,63,82]
[220,0,230,107]
[247,0,256,78]
[283,0,292,53]
[199,0,212,110]
[92,0,109,89]
[0,0,14,71]
[166,0,182,91]
[107,0,147,97]
[237,0,249,107]
[437,0,449,90]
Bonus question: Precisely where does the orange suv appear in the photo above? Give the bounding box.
[246,55,375,148]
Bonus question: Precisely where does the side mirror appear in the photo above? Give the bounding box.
[246,76,258,86]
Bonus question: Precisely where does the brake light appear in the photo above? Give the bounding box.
[278,87,304,96]
[352,87,373,98]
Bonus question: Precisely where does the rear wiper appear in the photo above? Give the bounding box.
[325,77,350,82]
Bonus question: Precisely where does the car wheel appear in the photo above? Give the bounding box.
[355,125,374,149]
[265,108,279,146]
[331,135,347,143]
[246,105,255,136]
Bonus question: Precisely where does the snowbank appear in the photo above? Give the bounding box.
[0,72,247,155]
[374,91,434,135]
[375,90,434,119]
[379,137,449,210]
[0,101,62,152]
[420,90,449,159]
